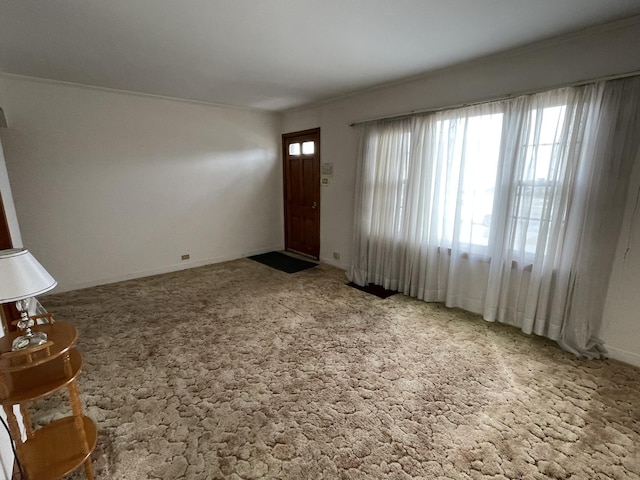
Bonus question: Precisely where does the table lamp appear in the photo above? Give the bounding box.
[0,248,57,350]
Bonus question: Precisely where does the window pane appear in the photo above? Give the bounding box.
[289,143,300,156]
[302,141,315,154]
[448,113,503,250]
[537,105,565,145]
[515,105,567,255]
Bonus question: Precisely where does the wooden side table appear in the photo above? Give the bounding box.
[0,321,97,480]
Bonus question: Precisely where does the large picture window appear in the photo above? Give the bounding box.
[349,77,640,358]
[364,103,569,259]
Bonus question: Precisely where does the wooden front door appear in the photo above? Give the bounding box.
[282,128,320,259]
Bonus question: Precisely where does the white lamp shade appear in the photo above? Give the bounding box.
[0,249,57,303]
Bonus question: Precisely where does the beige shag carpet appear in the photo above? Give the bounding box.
[35,259,639,479]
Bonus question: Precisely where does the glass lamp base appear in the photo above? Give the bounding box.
[12,331,48,351]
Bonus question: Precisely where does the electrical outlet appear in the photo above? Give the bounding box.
[181,254,190,260]
[333,252,340,260]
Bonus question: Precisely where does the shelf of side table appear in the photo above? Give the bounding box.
[0,321,96,480]
[18,415,97,480]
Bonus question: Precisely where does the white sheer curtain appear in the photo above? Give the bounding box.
[349,77,640,357]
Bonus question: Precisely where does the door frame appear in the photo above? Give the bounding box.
[282,127,321,259]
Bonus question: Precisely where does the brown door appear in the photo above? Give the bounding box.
[282,128,320,259]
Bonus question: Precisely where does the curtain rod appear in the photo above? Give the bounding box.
[349,69,640,127]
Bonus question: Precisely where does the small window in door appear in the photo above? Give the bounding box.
[302,141,315,155]
[289,143,301,156]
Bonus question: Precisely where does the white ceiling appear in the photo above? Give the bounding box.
[1,1,640,111]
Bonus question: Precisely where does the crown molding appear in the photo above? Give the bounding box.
[0,71,278,115]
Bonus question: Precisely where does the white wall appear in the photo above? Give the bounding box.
[281,18,640,366]
[601,150,640,367]
[0,76,283,292]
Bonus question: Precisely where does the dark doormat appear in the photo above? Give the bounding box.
[248,251,318,274]
[347,282,399,299]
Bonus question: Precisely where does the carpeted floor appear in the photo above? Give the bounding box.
[35,259,639,479]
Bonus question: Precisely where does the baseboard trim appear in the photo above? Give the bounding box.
[604,344,640,368]
[48,245,284,294]
[318,256,348,271]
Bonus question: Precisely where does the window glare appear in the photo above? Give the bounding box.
[289,143,301,156]
[537,106,565,145]
[440,113,503,250]
[302,141,315,154]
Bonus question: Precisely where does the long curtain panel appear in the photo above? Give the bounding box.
[349,77,640,357]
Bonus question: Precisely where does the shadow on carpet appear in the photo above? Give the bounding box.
[248,251,317,273]
[347,282,399,299]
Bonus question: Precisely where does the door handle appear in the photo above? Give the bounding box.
[312,202,317,209]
